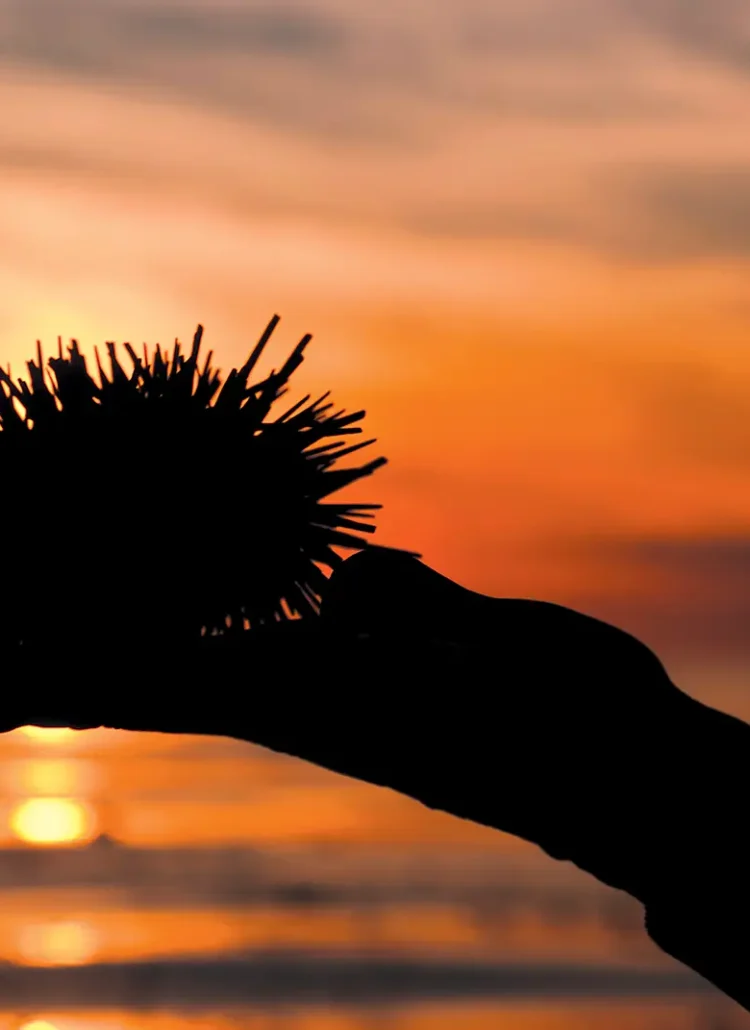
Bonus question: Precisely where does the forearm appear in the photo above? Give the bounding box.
[14,625,750,1009]
[217,643,750,1010]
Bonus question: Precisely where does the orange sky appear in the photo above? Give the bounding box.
[0,2,749,858]
[0,7,748,678]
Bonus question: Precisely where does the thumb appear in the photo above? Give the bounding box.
[320,546,482,640]
[320,547,425,633]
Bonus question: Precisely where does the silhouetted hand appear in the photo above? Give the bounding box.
[317,551,750,1012]
[317,551,683,886]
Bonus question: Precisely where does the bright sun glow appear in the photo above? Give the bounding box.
[19,1022,60,1030]
[9,797,96,845]
[18,727,77,743]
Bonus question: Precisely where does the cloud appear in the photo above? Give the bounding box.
[0,0,349,66]
[0,0,377,142]
[1,0,750,262]
[617,535,750,594]
[407,159,750,263]
[623,0,750,73]
[0,0,725,130]
[123,5,348,57]
[605,163,750,261]
[604,354,750,469]
[569,533,750,662]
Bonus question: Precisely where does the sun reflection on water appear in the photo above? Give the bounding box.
[6,759,98,796]
[9,797,97,845]
[17,728,78,743]
[19,921,98,967]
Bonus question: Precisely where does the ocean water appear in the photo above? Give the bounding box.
[0,1000,741,1030]
[0,726,746,1030]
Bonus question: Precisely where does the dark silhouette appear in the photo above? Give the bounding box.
[2,318,748,1010]
[0,315,416,652]
[9,549,750,1012]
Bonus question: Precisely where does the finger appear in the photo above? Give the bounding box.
[319,548,412,631]
[321,548,484,639]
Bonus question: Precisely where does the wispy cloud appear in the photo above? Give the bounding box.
[604,163,750,261]
[0,0,749,260]
[560,532,750,663]
[623,0,750,72]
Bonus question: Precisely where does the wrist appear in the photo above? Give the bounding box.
[563,687,750,906]
[636,690,750,1008]
[526,687,704,904]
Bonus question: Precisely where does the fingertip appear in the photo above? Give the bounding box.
[329,547,421,586]
[320,546,422,625]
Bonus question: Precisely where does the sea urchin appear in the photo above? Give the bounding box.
[0,314,415,653]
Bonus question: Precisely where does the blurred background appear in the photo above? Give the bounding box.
[0,0,749,1027]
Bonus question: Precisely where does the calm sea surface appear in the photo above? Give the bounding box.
[0,726,746,1030]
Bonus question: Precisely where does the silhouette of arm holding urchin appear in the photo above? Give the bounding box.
[316,551,750,1013]
[14,548,750,1012]
[2,316,749,1011]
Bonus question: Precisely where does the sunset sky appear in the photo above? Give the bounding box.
[3,22,750,1029]
[0,0,749,711]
